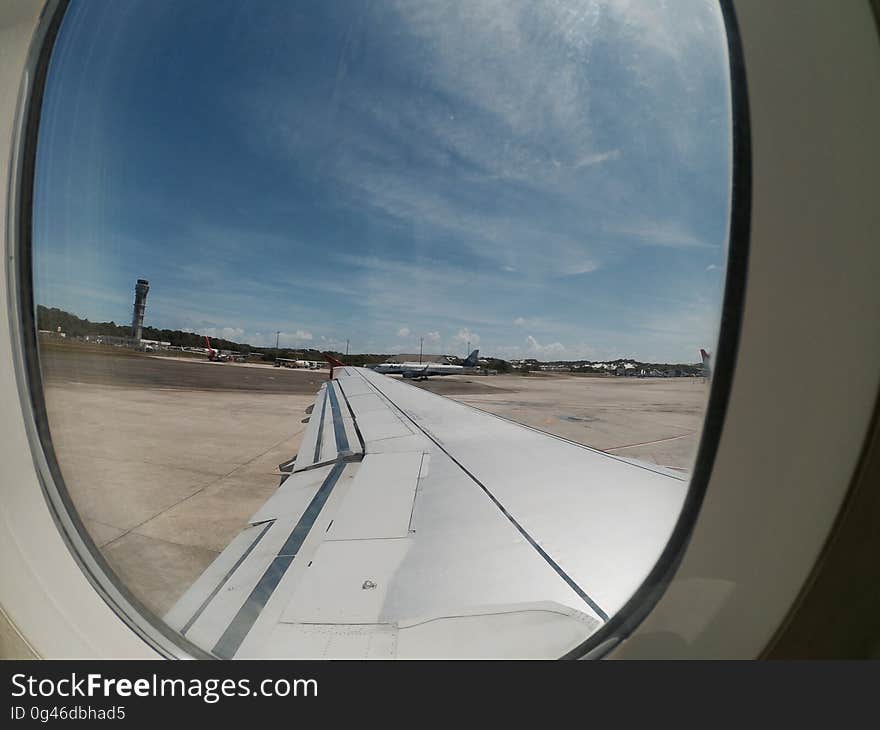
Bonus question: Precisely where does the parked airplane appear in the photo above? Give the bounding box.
[368,349,480,379]
[275,358,323,369]
[198,335,230,362]
[204,336,223,361]
[275,357,310,368]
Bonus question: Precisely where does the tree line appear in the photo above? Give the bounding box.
[37,305,258,356]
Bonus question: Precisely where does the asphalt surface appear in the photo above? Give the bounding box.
[40,347,326,394]
[407,376,513,395]
[38,345,510,395]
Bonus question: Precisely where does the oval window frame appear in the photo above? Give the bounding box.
[6,0,751,660]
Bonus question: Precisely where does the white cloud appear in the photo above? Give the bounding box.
[526,335,566,357]
[572,149,621,169]
[706,264,719,271]
[513,316,547,328]
[452,328,480,347]
[225,0,728,362]
[492,339,602,361]
[340,165,604,278]
[425,331,441,342]
[189,326,245,341]
[331,254,539,329]
[244,0,728,293]
[250,2,661,281]
[610,221,712,248]
[240,329,314,347]
[561,260,599,276]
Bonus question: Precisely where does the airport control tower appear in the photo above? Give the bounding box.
[131,278,149,340]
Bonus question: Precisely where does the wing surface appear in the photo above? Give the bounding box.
[166,367,686,658]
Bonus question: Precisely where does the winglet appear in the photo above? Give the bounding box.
[323,352,346,379]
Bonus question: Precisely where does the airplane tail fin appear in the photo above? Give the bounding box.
[463,349,480,367]
[205,335,214,352]
[700,348,711,377]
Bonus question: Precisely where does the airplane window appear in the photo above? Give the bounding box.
[26,0,736,658]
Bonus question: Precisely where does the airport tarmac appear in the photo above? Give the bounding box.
[414,373,707,469]
[40,346,327,393]
[39,346,708,618]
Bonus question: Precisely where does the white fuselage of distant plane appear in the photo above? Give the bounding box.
[371,361,463,377]
[368,349,480,379]
[371,361,472,378]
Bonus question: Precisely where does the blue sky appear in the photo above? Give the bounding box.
[33,0,731,362]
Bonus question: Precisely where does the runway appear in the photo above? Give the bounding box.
[40,346,325,394]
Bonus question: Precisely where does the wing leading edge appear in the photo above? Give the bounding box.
[166,366,686,658]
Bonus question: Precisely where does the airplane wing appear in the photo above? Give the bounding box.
[165,366,687,658]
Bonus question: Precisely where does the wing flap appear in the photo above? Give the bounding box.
[292,384,327,471]
[281,539,411,624]
[164,521,274,634]
[325,452,422,540]
[260,623,398,659]
[249,463,335,525]
[192,462,359,657]
[292,381,362,472]
[395,603,599,659]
